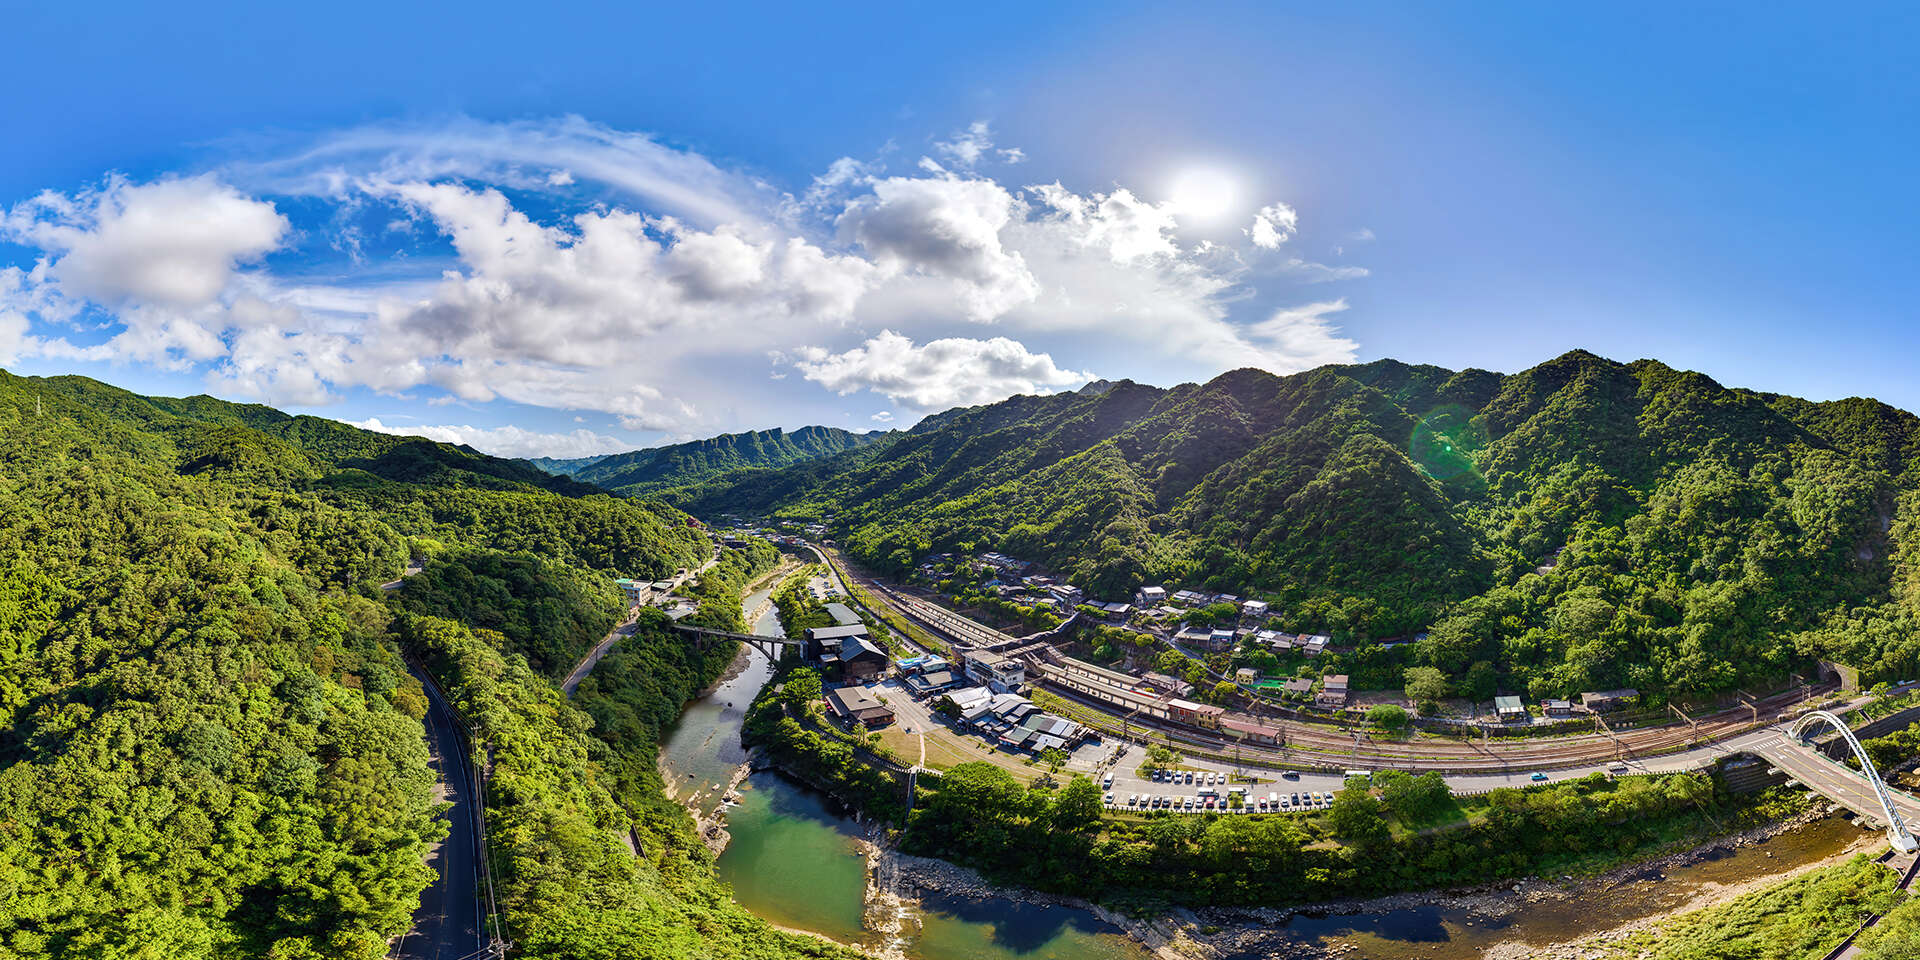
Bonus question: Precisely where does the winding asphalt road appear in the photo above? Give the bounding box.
[394,662,484,960]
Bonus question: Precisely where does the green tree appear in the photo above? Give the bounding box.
[1404,666,1450,704]
[1050,776,1105,832]
[1326,785,1390,848]
[1367,703,1411,732]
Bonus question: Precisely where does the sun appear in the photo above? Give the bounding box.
[1166,167,1240,223]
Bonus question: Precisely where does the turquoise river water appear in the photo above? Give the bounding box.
[657,580,1149,960]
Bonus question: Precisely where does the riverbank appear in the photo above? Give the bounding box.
[832,801,1875,960]
[1484,811,1888,960]
[1180,805,1872,959]
[865,839,1209,960]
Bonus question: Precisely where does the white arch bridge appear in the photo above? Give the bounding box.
[1759,710,1920,853]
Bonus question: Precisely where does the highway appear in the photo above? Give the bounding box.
[394,662,485,960]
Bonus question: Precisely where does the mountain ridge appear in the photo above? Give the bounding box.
[670,349,1920,699]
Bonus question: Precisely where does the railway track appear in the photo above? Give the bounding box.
[821,544,1830,773]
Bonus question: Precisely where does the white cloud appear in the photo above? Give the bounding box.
[347,416,633,458]
[795,330,1092,411]
[1242,299,1360,371]
[933,121,998,169]
[837,174,1038,321]
[3,174,286,307]
[0,116,1373,430]
[229,114,768,228]
[870,410,895,422]
[1278,258,1370,282]
[1031,183,1180,261]
[1246,202,1298,249]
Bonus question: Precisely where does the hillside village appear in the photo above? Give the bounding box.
[692,522,1656,785]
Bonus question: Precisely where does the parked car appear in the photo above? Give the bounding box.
[1102,774,1114,788]
[1531,773,1550,782]
[1282,771,1300,780]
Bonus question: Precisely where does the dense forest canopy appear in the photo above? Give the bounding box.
[539,426,886,497]
[676,351,1920,698]
[0,369,815,958]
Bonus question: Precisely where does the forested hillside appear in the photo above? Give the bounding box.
[681,351,1920,698]
[558,425,884,496]
[0,369,825,959]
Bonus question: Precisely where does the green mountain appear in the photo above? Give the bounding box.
[0,370,841,960]
[559,424,884,495]
[682,351,1920,699]
[526,453,609,476]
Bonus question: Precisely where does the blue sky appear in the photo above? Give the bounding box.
[3,2,1915,457]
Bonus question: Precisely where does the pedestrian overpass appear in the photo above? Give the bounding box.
[1760,710,1919,854]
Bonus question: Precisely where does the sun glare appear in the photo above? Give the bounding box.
[1166,167,1240,222]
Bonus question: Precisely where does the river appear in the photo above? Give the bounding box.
[1237,814,1873,959]
[657,578,1151,960]
[656,577,1875,959]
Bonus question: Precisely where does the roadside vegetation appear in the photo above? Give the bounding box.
[402,612,856,960]
[0,369,848,959]
[387,547,625,675]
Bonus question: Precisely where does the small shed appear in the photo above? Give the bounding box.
[1495,695,1528,722]
[1580,688,1640,713]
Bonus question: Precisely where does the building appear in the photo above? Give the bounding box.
[832,636,892,680]
[1234,667,1258,685]
[1495,695,1528,722]
[1171,589,1210,607]
[823,602,863,626]
[1208,629,1237,650]
[615,578,647,606]
[805,623,871,660]
[1135,585,1168,607]
[1168,698,1226,728]
[904,668,960,696]
[941,686,995,723]
[1580,688,1639,713]
[1213,594,1240,606]
[1316,675,1350,710]
[826,685,895,727]
[1301,634,1330,657]
[1281,677,1315,700]
[1542,699,1574,717]
[1009,712,1086,753]
[1221,716,1282,744]
[1142,671,1195,698]
[962,648,1026,693]
[1241,599,1270,620]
